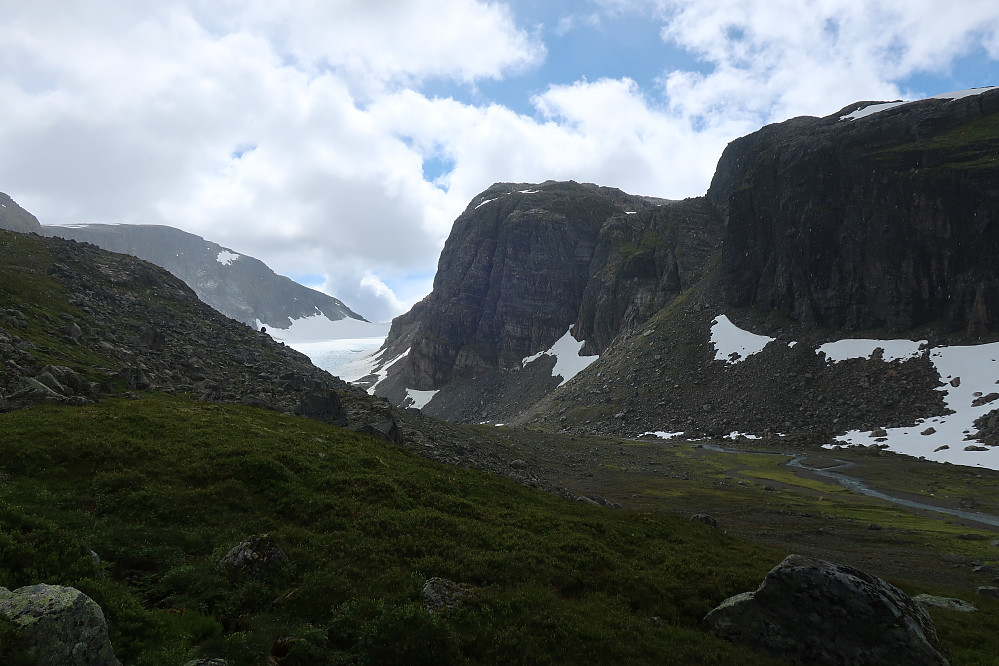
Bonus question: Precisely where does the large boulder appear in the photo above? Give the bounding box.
[704,554,949,665]
[0,584,121,666]
[220,535,289,578]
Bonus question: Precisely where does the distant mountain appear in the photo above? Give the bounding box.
[40,223,365,330]
[368,88,999,468]
[0,192,42,233]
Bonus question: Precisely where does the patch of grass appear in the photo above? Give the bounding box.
[0,394,784,665]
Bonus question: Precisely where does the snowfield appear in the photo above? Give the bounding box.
[710,314,999,469]
[522,326,599,387]
[711,315,775,363]
[841,86,999,121]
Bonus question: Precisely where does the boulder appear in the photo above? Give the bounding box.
[295,388,347,426]
[690,513,718,528]
[421,577,475,614]
[913,594,977,612]
[704,554,949,665]
[220,535,288,577]
[0,584,121,666]
[348,419,404,445]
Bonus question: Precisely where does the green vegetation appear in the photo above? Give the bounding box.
[871,112,999,172]
[0,394,786,665]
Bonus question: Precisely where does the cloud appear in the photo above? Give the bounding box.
[1,0,998,322]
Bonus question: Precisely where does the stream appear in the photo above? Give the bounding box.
[699,443,999,528]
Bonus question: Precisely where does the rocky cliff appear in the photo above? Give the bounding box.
[40,222,364,329]
[710,88,999,336]
[374,88,999,443]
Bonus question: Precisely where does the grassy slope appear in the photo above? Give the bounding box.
[0,395,786,665]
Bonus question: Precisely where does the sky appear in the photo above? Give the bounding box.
[1,1,998,322]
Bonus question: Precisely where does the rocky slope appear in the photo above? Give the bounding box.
[0,193,42,234]
[0,228,355,422]
[40,222,364,329]
[373,88,999,449]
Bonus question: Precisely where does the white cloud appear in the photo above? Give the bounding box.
[1,0,998,323]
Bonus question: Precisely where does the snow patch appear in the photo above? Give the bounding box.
[710,315,775,363]
[522,326,599,387]
[726,431,762,440]
[217,250,240,266]
[829,340,999,469]
[405,388,439,410]
[641,431,685,440]
[519,189,539,194]
[625,211,637,214]
[818,338,926,363]
[474,197,496,209]
[841,87,999,121]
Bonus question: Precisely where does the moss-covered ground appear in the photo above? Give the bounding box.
[1,394,791,665]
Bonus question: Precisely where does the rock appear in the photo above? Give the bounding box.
[220,535,288,577]
[921,427,936,436]
[964,445,988,452]
[294,389,347,426]
[934,445,950,452]
[950,377,961,388]
[690,513,718,528]
[913,594,978,612]
[64,321,83,341]
[13,376,63,401]
[0,584,121,666]
[977,586,999,599]
[704,554,950,665]
[348,419,404,445]
[135,327,166,351]
[421,577,474,614]
[183,660,228,666]
[43,365,94,397]
[118,367,150,390]
[972,392,999,407]
[870,427,888,438]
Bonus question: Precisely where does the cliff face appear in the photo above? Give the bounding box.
[41,223,364,327]
[709,88,999,336]
[400,181,667,389]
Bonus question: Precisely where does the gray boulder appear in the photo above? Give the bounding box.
[0,584,121,666]
[220,535,288,577]
[704,554,949,665]
[421,577,475,614]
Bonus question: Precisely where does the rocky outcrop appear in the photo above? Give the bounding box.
[421,577,475,614]
[710,88,999,336]
[42,223,364,328]
[704,554,950,665]
[397,181,661,389]
[574,196,722,353]
[0,193,42,233]
[0,584,121,666]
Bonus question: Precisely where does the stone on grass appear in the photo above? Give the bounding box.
[421,577,474,614]
[913,594,977,612]
[690,513,718,528]
[220,535,288,577]
[978,586,999,600]
[704,554,949,665]
[0,584,121,666]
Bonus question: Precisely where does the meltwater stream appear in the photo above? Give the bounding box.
[698,443,999,528]
[784,455,999,528]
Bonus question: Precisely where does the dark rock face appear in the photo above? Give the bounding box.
[381,181,719,398]
[0,193,42,234]
[710,89,999,336]
[403,181,656,389]
[0,584,121,666]
[575,197,722,352]
[42,223,364,328]
[704,554,950,665]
